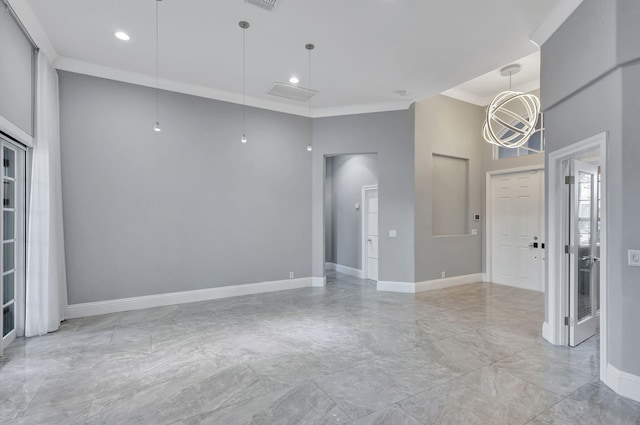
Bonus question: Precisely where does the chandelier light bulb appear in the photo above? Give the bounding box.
[154,122,161,132]
[306,144,313,152]
[241,134,247,143]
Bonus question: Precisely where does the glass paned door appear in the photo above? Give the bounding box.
[569,159,599,347]
[1,139,26,355]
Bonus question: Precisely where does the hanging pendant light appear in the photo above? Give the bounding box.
[153,0,162,132]
[239,21,250,143]
[306,43,314,152]
[482,64,541,148]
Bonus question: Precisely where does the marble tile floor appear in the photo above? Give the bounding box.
[1,272,638,424]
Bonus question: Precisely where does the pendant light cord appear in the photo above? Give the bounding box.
[243,26,246,135]
[308,46,311,120]
[155,0,159,124]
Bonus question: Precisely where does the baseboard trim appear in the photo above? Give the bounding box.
[542,321,554,344]
[324,262,364,279]
[414,273,484,293]
[606,364,640,403]
[66,277,313,319]
[376,281,415,293]
[312,276,327,287]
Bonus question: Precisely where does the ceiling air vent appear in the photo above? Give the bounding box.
[266,82,318,102]
[245,0,279,12]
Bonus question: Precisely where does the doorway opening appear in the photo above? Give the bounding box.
[546,132,607,381]
[324,154,379,283]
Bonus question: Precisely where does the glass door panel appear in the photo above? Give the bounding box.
[1,141,25,354]
[569,160,599,346]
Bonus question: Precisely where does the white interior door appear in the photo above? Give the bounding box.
[491,170,544,291]
[364,187,378,281]
[569,160,599,346]
[1,138,26,355]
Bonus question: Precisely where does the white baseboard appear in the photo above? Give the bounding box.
[377,273,483,294]
[542,321,554,344]
[324,262,364,279]
[377,281,415,293]
[66,277,313,319]
[482,273,490,282]
[312,276,327,287]
[606,364,640,403]
[414,273,483,293]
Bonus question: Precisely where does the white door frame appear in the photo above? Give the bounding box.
[545,131,607,383]
[485,165,545,287]
[361,185,378,281]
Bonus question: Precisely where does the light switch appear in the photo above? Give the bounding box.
[471,229,478,236]
[355,203,360,210]
[389,230,397,238]
[629,250,640,267]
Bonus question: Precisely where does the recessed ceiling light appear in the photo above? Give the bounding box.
[289,76,299,84]
[115,31,130,41]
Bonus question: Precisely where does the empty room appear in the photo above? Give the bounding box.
[1,0,640,424]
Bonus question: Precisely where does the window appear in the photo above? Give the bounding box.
[494,113,544,159]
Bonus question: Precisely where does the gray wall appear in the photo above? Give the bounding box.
[59,71,312,304]
[0,4,34,137]
[326,154,378,269]
[542,0,639,376]
[312,108,415,283]
[414,95,483,282]
[620,62,640,376]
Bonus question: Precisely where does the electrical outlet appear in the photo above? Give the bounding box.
[629,250,640,267]
[289,272,295,279]
[441,271,446,278]
[389,230,397,238]
[471,229,478,236]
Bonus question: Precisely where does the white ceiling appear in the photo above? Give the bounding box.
[18,0,558,116]
[443,51,541,106]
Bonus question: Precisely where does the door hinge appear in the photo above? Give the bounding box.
[564,245,573,254]
[564,317,569,326]
[565,175,575,185]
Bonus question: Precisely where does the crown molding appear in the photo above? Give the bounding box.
[530,0,584,47]
[54,57,313,117]
[440,88,489,107]
[54,57,413,118]
[442,79,540,107]
[313,100,413,118]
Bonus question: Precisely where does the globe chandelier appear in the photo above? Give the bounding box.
[482,64,541,149]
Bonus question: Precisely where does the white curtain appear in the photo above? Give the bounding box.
[25,51,68,337]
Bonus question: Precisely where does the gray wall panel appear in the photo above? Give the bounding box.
[59,71,312,304]
[542,0,640,376]
[541,0,617,110]
[312,108,415,283]
[414,96,483,282]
